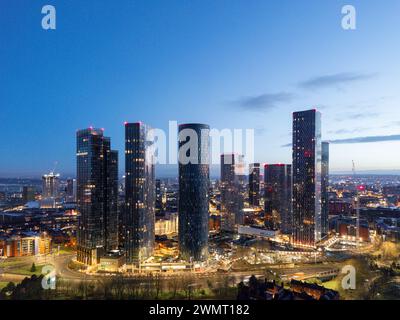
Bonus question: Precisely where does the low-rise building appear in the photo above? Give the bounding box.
[155,212,178,235]
[98,251,126,272]
[290,280,340,300]
[335,217,370,241]
[237,277,339,300]
[237,225,278,239]
[0,232,51,257]
[376,217,400,241]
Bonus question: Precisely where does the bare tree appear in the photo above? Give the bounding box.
[154,273,162,299]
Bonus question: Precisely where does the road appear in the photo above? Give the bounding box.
[0,252,357,290]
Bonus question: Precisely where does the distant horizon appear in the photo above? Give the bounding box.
[1,168,400,180]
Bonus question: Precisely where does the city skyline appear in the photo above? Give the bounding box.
[2,1,400,305]
[1,0,400,177]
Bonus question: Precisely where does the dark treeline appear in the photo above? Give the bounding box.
[0,273,238,300]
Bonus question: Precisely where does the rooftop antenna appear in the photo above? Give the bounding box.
[352,160,360,247]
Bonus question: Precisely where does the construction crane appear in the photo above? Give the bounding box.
[352,160,360,247]
[51,161,58,174]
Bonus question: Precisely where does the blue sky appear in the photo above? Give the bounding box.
[1,0,399,177]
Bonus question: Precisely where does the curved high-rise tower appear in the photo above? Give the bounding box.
[178,123,210,261]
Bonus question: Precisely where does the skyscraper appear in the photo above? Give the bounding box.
[76,128,119,265]
[104,145,119,252]
[249,163,260,207]
[321,141,330,238]
[155,179,164,217]
[125,122,155,264]
[42,172,60,198]
[220,153,244,231]
[292,109,322,247]
[66,179,73,199]
[22,186,36,203]
[235,154,246,190]
[178,123,210,261]
[221,154,235,184]
[66,178,76,202]
[264,164,292,234]
[221,153,235,231]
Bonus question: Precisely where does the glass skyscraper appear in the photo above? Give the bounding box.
[178,123,210,261]
[264,164,292,234]
[321,141,330,238]
[249,163,260,207]
[104,146,119,252]
[76,128,119,265]
[66,178,75,202]
[125,122,155,265]
[220,153,244,231]
[155,179,164,217]
[292,109,322,247]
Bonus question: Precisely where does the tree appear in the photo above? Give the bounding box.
[97,278,113,299]
[171,276,179,299]
[154,273,162,299]
[180,275,193,299]
[112,275,127,300]
[11,275,46,300]
[381,242,399,260]
[0,282,15,299]
[30,262,37,273]
[237,281,249,300]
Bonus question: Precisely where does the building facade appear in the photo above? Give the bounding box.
[22,186,36,203]
[105,146,119,253]
[292,109,322,247]
[178,123,210,261]
[264,164,292,234]
[155,179,165,217]
[0,232,51,257]
[220,153,244,231]
[155,212,178,235]
[42,172,60,198]
[249,163,260,207]
[66,178,76,202]
[321,141,330,238]
[125,122,155,264]
[76,128,119,265]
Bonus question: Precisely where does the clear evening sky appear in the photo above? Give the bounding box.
[1,0,399,177]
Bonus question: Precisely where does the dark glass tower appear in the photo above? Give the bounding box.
[249,163,260,206]
[105,147,119,252]
[76,128,119,265]
[66,178,74,201]
[221,154,235,183]
[221,153,235,231]
[155,179,164,217]
[321,141,330,238]
[178,123,210,261]
[264,164,292,234]
[125,122,155,264]
[220,154,244,231]
[22,186,36,202]
[292,109,322,247]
